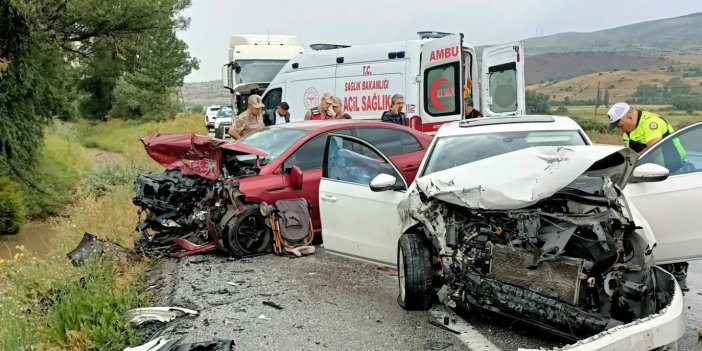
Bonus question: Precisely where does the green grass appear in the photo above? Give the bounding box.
[21,127,92,219]
[0,115,207,350]
[560,105,702,145]
[74,114,207,168]
[44,258,146,350]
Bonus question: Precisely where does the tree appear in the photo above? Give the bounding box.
[525,90,552,114]
[1,0,197,187]
[109,28,198,120]
[595,82,602,108]
[603,89,610,107]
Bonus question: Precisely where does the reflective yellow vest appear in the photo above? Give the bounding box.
[622,110,686,170]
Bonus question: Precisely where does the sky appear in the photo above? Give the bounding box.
[178,0,702,82]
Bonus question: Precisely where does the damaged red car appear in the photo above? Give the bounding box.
[133,120,432,258]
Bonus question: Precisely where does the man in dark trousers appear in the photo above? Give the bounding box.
[263,102,291,126]
[381,94,406,125]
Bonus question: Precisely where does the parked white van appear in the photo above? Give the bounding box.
[261,32,526,134]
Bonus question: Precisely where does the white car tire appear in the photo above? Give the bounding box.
[397,233,433,310]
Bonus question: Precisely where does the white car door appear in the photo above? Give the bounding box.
[318,134,408,266]
[624,122,702,264]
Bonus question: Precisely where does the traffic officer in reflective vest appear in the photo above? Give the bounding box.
[607,102,690,291]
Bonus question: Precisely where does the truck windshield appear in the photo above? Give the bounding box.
[235,60,288,85]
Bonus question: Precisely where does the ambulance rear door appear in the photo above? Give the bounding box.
[418,33,465,133]
[480,41,526,116]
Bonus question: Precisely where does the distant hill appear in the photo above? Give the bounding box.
[184,13,702,105]
[182,80,230,107]
[477,12,702,84]
[525,52,674,85]
[522,12,702,56]
[528,69,702,102]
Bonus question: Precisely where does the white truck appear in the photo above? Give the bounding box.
[260,32,526,134]
[221,34,305,116]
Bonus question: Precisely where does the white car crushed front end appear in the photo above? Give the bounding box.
[397,145,687,350]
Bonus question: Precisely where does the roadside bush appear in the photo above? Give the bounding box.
[82,161,140,197]
[555,106,569,114]
[572,117,610,134]
[22,129,91,218]
[0,177,26,234]
[44,258,144,350]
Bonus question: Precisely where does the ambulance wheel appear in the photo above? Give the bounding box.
[397,233,433,310]
[224,204,272,257]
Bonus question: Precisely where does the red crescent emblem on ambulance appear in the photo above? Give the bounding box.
[431,77,449,110]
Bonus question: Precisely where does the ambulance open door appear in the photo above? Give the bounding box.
[480,42,526,116]
[417,33,465,133]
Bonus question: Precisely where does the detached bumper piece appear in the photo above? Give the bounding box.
[124,336,234,351]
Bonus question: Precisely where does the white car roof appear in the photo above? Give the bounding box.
[434,115,585,138]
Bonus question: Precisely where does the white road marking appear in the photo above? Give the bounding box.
[429,305,501,351]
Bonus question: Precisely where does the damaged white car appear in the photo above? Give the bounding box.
[318,116,702,350]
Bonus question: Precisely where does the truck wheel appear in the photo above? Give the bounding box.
[397,233,433,310]
[223,204,272,257]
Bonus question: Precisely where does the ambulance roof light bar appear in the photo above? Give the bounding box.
[417,31,454,39]
[309,43,351,51]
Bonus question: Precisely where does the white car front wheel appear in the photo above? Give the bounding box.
[397,233,433,310]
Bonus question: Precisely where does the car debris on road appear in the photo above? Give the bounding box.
[124,336,235,351]
[126,307,199,326]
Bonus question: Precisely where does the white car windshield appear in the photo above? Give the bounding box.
[236,127,309,165]
[422,129,587,176]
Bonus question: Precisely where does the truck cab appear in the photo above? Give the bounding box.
[261,32,526,134]
[221,34,304,115]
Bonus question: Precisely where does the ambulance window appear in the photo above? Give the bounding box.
[487,63,518,113]
[424,62,460,117]
[263,88,282,110]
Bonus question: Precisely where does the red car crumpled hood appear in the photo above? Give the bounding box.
[141,134,268,180]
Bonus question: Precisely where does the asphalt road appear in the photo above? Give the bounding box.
[143,250,702,351]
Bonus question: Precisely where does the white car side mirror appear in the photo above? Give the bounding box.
[629,163,669,184]
[369,173,397,192]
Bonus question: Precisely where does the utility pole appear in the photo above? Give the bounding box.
[180,86,187,114]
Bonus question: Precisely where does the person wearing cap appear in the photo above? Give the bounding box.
[607,102,690,292]
[607,102,687,166]
[463,98,483,119]
[304,93,335,120]
[228,94,266,140]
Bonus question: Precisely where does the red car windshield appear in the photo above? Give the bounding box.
[236,127,309,165]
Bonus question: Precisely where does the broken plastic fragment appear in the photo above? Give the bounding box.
[126,307,199,326]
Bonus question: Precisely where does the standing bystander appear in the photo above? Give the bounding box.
[228,95,266,140]
[380,94,406,125]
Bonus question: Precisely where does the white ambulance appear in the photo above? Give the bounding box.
[260,32,526,133]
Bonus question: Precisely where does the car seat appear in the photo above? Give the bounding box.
[260,198,315,257]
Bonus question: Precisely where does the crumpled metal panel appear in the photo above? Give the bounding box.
[66,232,135,266]
[413,145,636,210]
[141,134,268,180]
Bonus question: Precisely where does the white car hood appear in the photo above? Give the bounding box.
[414,145,638,210]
